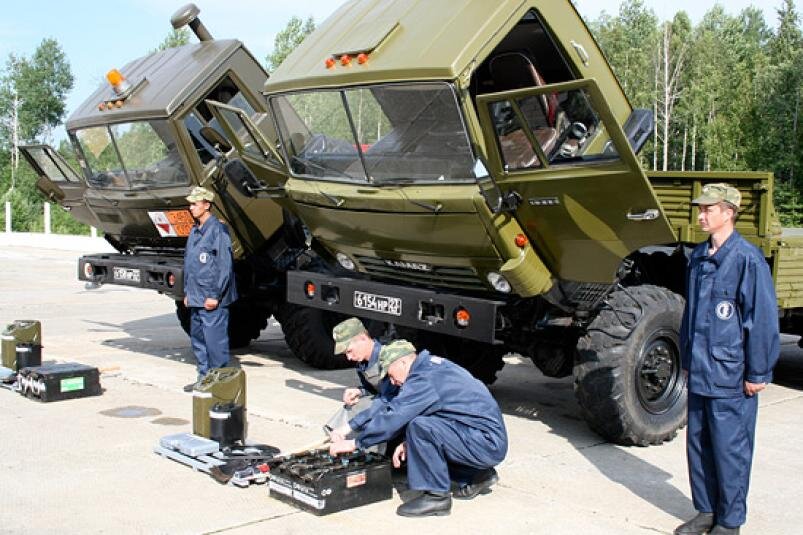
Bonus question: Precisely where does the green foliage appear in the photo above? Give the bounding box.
[266,16,316,72]
[151,28,191,53]
[589,1,803,225]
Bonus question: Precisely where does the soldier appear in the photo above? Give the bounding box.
[675,183,780,535]
[325,318,399,439]
[182,186,238,392]
[329,340,508,517]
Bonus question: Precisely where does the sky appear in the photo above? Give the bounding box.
[0,0,790,143]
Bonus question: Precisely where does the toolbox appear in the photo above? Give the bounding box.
[268,448,393,515]
[17,363,101,402]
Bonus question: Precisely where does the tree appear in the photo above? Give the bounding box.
[151,27,191,53]
[265,16,315,72]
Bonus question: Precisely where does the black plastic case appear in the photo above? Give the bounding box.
[18,363,101,402]
[268,449,392,514]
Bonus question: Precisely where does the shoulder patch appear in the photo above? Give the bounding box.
[430,356,443,364]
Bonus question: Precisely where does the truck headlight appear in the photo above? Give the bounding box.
[336,252,356,271]
[486,272,512,293]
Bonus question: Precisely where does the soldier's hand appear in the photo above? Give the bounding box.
[744,381,766,396]
[183,296,188,307]
[329,424,351,442]
[343,388,362,405]
[329,439,356,456]
[204,298,219,311]
[393,442,406,468]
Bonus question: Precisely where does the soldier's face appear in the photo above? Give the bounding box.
[387,354,414,386]
[188,200,210,219]
[697,203,733,234]
[344,334,373,362]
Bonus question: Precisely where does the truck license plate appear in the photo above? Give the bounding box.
[113,267,141,283]
[353,291,402,316]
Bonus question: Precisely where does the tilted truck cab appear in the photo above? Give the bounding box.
[214,0,803,445]
[20,4,347,369]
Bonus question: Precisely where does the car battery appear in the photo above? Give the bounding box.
[2,320,41,370]
[268,448,392,515]
[17,363,101,402]
[193,368,246,438]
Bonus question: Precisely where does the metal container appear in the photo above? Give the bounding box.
[2,320,41,370]
[192,368,246,438]
[209,402,246,447]
[15,343,42,371]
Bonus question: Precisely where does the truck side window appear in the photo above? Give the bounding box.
[184,76,256,165]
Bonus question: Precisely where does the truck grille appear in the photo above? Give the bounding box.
[354,255,487,291]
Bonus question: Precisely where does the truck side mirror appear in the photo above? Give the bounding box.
[473,158,504,213]
[199,126,232,153]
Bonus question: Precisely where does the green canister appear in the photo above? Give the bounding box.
[2,320,42,370]
[192,367,246,438]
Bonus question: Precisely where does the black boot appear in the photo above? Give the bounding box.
[396,491,451,517]
[453,468,499,500]
[709,526,739,535]
[674,512,715,534]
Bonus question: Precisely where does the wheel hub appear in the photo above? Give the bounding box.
[636,331,681,414]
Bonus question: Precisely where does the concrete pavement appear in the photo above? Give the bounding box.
[1,244,801,534]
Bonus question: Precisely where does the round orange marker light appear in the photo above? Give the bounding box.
[357,53,368,65]
[167,273,176,288]
[340,54,351,66]
[105,102,114,110]
[514,233,528,247]
[305,281,316,299]
[114,100,123,108]
[454,308,471,328]
[98,103,105,111]
[325,57,336,69]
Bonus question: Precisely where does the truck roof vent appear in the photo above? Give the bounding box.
[171,3,213,42]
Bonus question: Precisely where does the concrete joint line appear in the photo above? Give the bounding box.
[203,511,302,534]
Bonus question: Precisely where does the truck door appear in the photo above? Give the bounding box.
[205,100,289,199]
[475,78,677,283]
[18,144,99,228]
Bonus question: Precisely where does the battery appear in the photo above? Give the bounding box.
[17,363,101,402]
[268,448,392,515]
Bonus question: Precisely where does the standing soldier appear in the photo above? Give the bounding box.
[182,186,238,392]
[675,184,780,535]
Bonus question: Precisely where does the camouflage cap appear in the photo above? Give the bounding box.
[692,183,741,209]
[379,339,417,378]
[332,317,367,354]
[186,186,215,203]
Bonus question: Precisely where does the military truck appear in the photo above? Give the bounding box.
[209,0,803,445]
[19,5,344,368]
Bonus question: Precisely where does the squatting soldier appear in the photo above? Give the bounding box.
[675,183,780,535]
[329,340,508,517]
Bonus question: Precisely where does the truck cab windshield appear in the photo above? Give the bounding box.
[269,82,475,184]
[74,120,188,190]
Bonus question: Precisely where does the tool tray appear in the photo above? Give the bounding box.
[268,448,392,514]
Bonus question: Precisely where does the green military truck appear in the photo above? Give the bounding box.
[19,5,344,368]
[209,0,803,445]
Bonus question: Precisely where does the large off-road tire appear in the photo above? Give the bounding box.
[274,303,350,369]
[405,331,506,385]
[175,300,269,349]
[574,285,687,446]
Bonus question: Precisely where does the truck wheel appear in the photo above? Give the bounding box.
[274,303,350,369]
[410,332,506,385]
[175,300,269,349]
[574,285,687,446]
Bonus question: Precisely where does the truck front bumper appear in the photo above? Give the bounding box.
[78,254,184,299]
[287,270,504,344]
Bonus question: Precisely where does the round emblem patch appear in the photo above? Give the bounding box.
[716,300,734,320]
[199,252,208,264]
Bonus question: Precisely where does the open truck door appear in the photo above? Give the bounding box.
[18,144,99,228]
[476,78,677,284]
[205,100,289,200]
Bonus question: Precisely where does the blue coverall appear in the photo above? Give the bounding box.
[183,214,238,376]
[353,351,508,493]
[680,230,779,528]
[349,340,400,430]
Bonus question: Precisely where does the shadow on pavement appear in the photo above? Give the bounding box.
[491,357,693,521]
